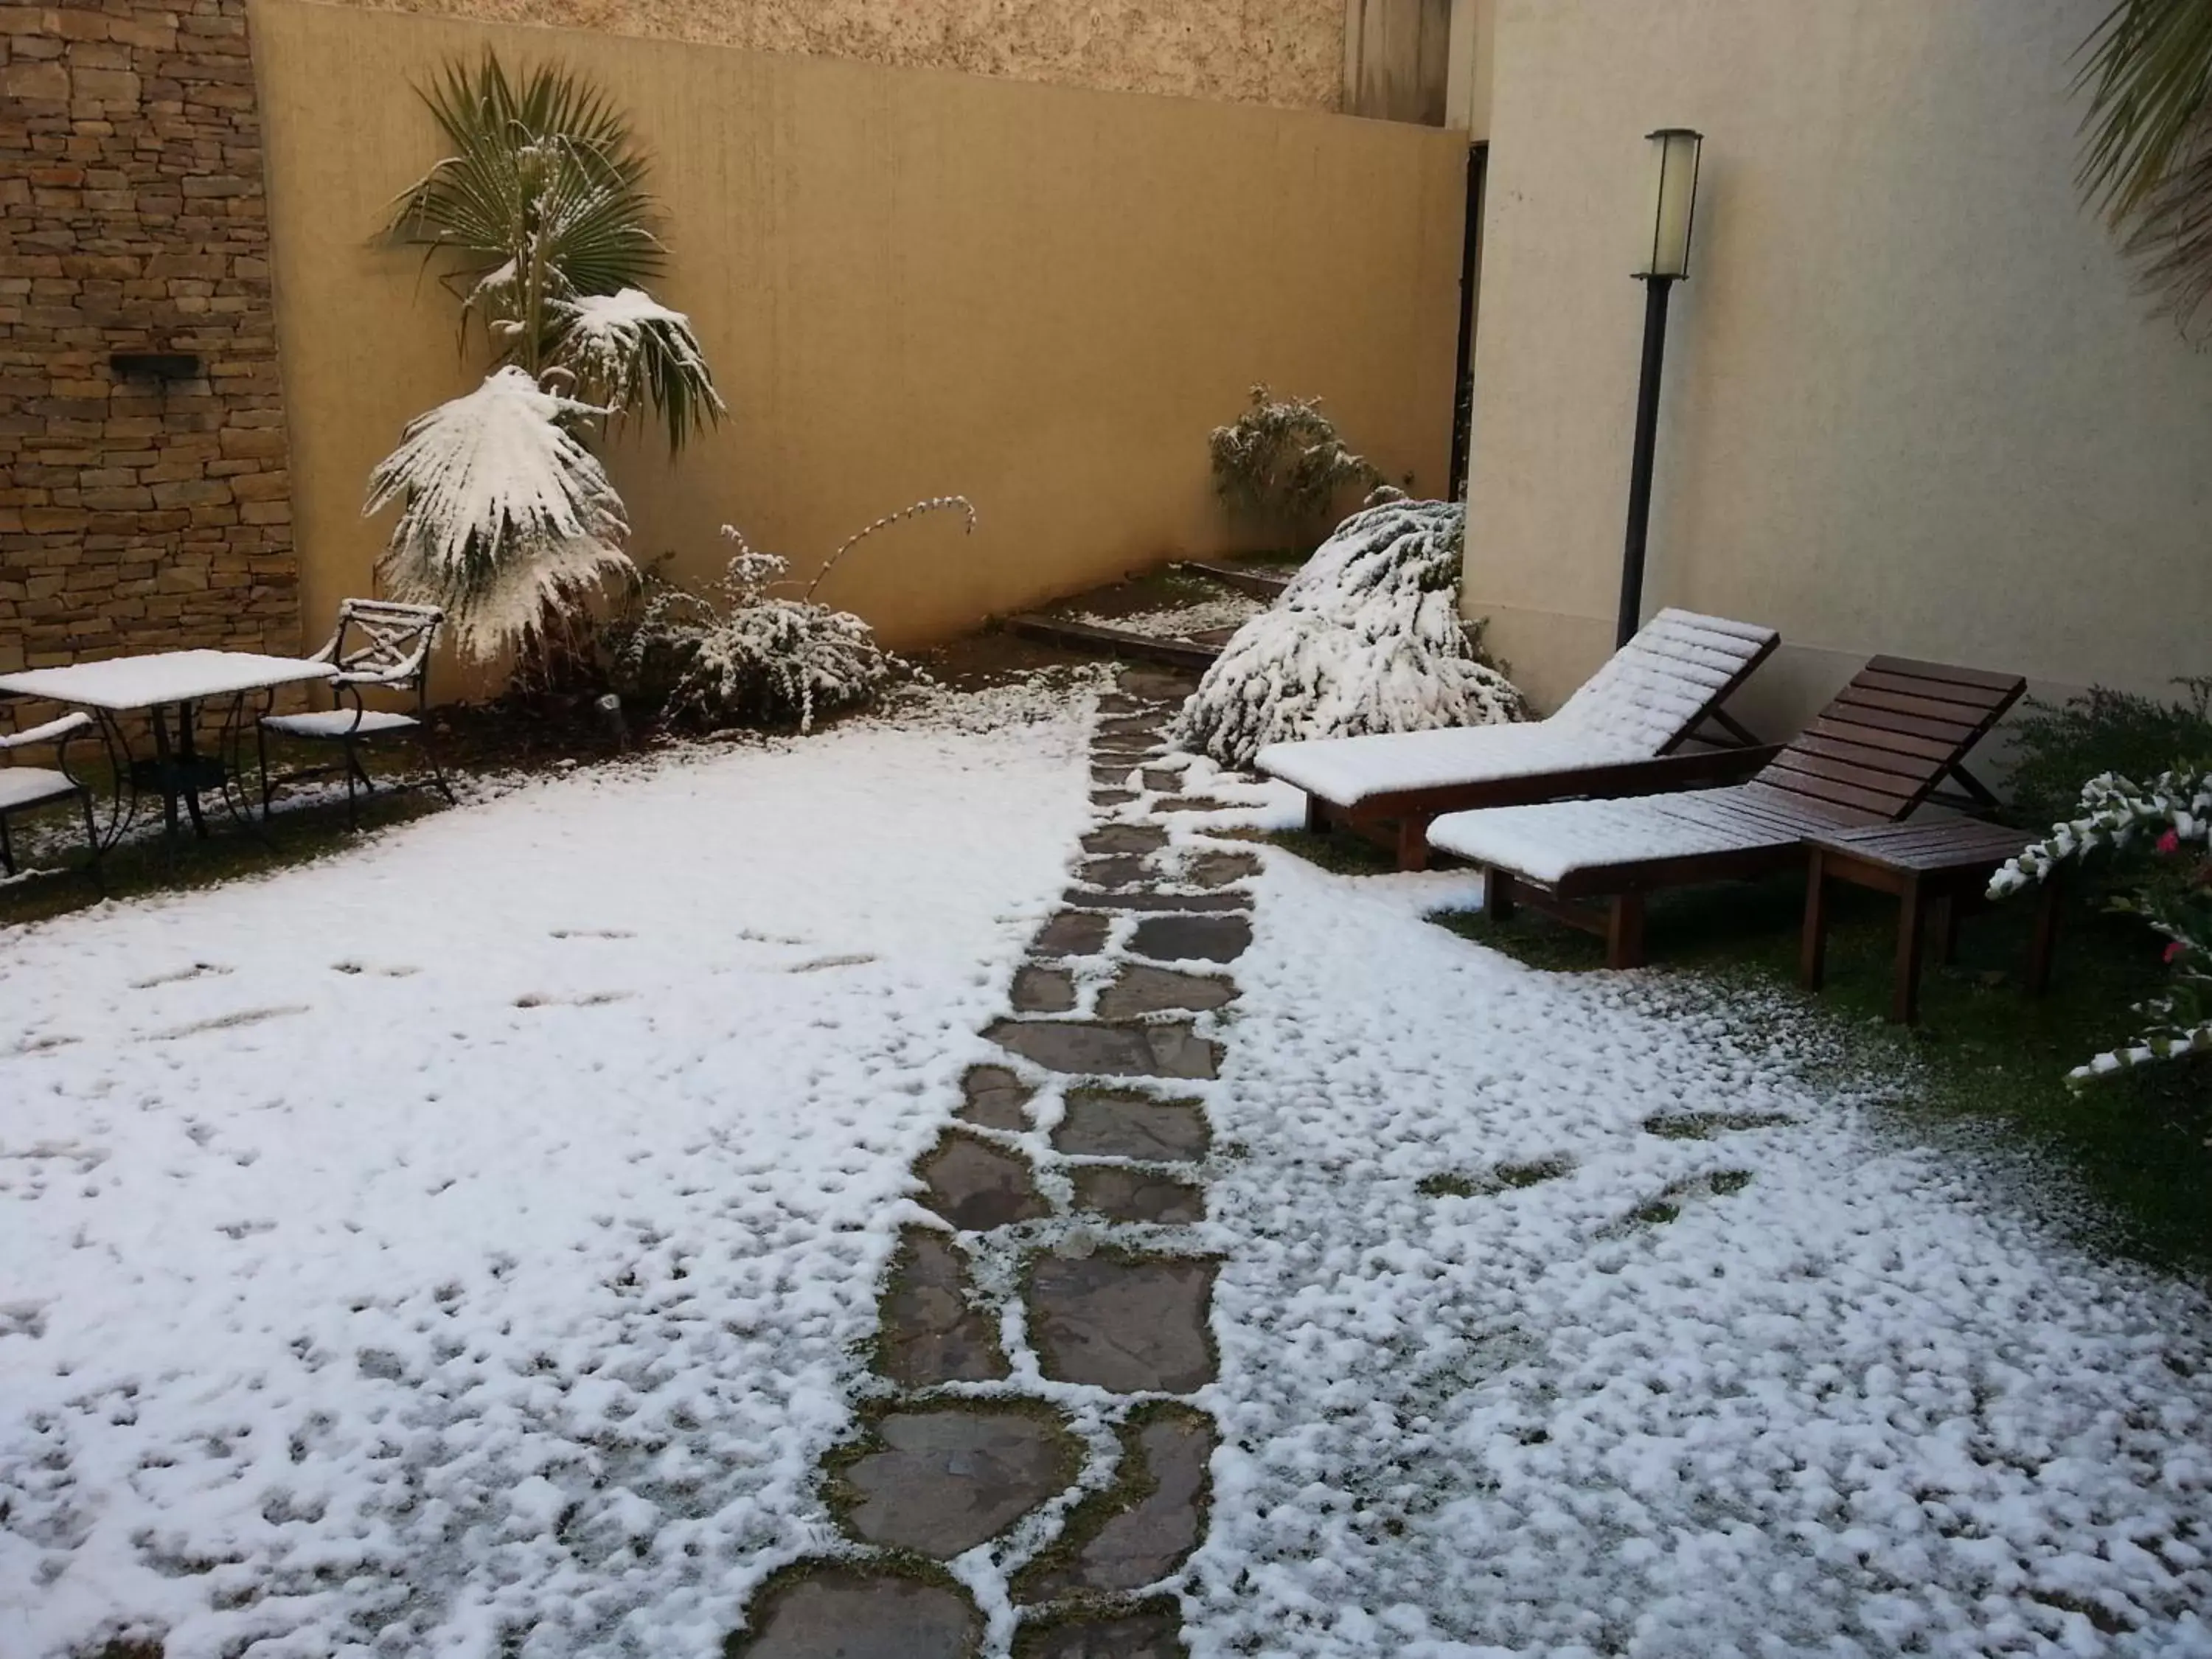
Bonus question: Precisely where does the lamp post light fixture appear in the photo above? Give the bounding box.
[1615,127,1703,649]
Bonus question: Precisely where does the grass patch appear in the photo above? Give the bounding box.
[1262,827,1399,878]
[1433,869,2212,1275]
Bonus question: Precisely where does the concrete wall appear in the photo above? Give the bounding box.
[251,0,1466,669]
[306,0,1345,111]
[1461,0,2212,742]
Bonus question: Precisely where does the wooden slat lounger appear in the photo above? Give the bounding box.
[1425,656,2028,967]
[1254,609,1782,870]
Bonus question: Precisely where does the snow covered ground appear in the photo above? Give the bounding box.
[1192,850,2212,1659]
[0,686,1096,1658]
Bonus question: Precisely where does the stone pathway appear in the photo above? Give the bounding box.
[735,670,1249,1658]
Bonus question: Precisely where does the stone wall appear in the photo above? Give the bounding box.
[322,0,1346,111]
[0,0,299,712]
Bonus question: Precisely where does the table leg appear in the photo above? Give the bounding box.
[1486,868,1515,921]
[1893,877,1927,1026]
[2027,874,2062,998]
[1933,890,1961,966]
[176,698,209,838]
[1605,894,1646,969]
[149,704,181,841]
[1800,849,1830,991]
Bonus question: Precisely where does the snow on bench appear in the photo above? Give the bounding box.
[1427,786,1788,887]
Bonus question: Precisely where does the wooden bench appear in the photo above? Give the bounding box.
[1800,819,2059,1025]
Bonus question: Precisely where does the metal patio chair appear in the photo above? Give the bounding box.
[258,599,456,829]
[0,711,101,877]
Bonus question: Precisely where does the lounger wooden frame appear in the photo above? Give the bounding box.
[1469,656,2028,968]
[1310,629,1785,872]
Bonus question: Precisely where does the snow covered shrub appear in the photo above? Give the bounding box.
[369,55,723,672]
[2005,678,2212,831]
[1208,385,1387,538]
[613,498,973,733]
[1992,768,2212,1085]
[1174,499,1524,768]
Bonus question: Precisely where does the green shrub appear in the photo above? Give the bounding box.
[2006,678,2212,830]
[1208,385,1387,538]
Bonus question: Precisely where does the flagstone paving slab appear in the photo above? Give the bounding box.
[987,1019,1220,1080]
[957,1064,1034,1132]
[1015,1613,1186,1658]
[1053,1091,1211,1161]
[1077,855,1152,888]
[918,1134,1053,1231]
[843,1408,1078,1557]
[1063,888,1250,914]
[1029,1256,1219,1392]
[1127,914,1253,963]
[1081,824,1169,856]
[1070,1165,1206,1225]
[1180,850,1263,888]
[878,1229,1009,1387]
[1010,964,1077,1014]
[1018,1408,1214,1601]
[737,1569,982,1658]
[1096,964,1237,1018]
[1032,911,1112,958]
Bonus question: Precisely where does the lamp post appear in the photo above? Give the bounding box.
[1616,128,1703,649]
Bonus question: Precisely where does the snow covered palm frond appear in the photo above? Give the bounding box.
[552,289,723,450]
[1175,500,1525,767]
[366,366,633,660]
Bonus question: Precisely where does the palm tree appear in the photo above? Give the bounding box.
[367,55,723,665]
[2079,0,2212,332]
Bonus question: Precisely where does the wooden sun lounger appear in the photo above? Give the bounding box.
[1425,655,2028,967]
[1255,609,1783,871]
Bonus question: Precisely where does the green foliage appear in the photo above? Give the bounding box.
[2005,678,2212,830]
[1208,386,1386,534]
[2076,0,2212,329]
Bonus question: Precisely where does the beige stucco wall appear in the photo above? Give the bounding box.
[1461,0,2212,744]
[309,0,1344,110]
[251,0,1467,675]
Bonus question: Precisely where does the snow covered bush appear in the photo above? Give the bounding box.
[1208,384,1388,539]
[1174,498,1524,768]
[612,498,973,733]
[1991,768,2212,1085]
[368,55,723,672]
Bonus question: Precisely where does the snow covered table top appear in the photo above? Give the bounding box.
[0,650,337,711]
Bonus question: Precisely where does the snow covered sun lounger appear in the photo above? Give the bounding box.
[1254,608,1781,869]
[1426,655,2028,967]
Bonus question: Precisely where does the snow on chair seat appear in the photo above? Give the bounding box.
[1428,786,1797,888]
[1253,607,1780,870]
[260,709,421,740]
[0,711,100,877]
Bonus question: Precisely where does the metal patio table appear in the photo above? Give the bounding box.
[0,650,338,849]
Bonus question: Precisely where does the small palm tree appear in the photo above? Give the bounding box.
[2079,0,2212,332]
[367,54,723,667]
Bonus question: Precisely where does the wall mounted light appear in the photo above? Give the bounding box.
[1616,127,1703,648]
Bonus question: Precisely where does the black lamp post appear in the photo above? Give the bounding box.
[1616,128,1704,649]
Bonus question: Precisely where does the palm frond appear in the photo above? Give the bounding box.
[550,288,725,451]
[365,366,633,659]
[2079,0,2212,220]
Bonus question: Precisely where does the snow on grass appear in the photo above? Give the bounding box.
[1069,592,1265,640]
[1192,853,2212,1658]
[0,687,1095,1658]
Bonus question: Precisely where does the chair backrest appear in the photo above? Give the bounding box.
[325,599,444,706]
[1748,655,2025,824]
[1548,608,1780,754]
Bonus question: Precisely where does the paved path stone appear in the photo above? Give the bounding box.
[1090,787,1138,808]
[1082,824,1169,855]
[1029,1256,1218,1392]
[919,1134,1052,1231]
[879,1229,1009,1386]
[1032,910,1111,958]
[1053,1091,1211,1161]
[958,1064,1034,1131]
[737,1569,981,1658]
[843,1408,1077,1557]
[1018,1407,1214,1600]
[1140,768,1184,793]
[1010,964,1077,1014]
[1077,854,1152,888]
[1128,914,1252,963]
[1065,888,1250,914]
[1016,1611,1187,1658]
[1096,964,1236,1018]
[1071,1165,1206,1224]
[1150,795,1237,813]
[1180,850,1262,888]
[987,1019,1220,1080]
